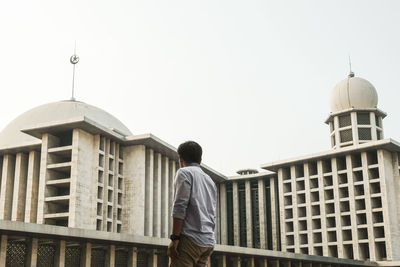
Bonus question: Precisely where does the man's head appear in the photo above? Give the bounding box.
[177,141,202,167]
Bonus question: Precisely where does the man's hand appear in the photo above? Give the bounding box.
[167,240,180,260]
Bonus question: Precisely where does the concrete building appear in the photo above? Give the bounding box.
[0,73,398,266]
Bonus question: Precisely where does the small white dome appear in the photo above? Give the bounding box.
[0,100,132,149]
[330,75,378,113]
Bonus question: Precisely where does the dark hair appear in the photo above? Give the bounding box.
[177,141,202,164]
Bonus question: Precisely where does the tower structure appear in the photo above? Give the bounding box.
[326,73,386,149]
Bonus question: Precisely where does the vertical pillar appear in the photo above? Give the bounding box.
[122,145,146,235]
[346,155,359,259]
[259,258,268,267]
[26,238,39,267]
[258,179,267,249]
[106,245,115,267]
[277,168,286,252]
[0,235,7,267]
[290,166,299,253]
[233,182,240,246]
[161,156,169,238]
[220,183,228,245]
[361,151,376,261]
[147,249,157,267]
[153,153,162,237]
[232,256,241,267]
[331,158,343,258]
[11,153,28,221]
[168,161,176,234]
[333,116,340,148]
[245,180,253,248]
[317,160,328,256]
[81,242,91,267]
[350,112,359,145]
[270,177,280,251]
[145,149,154,236]
[54,240,66,267]
[0,154,16,220]
[25,151,40,223]
[128,247,137,267]
[218,255,227,267]
[303,163,314,255]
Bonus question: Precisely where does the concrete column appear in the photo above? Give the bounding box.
[153,153,162,237]
[290,166,299,253]
[247,257,255,267]
[220,183,228,245]
[331,158,343,258]
[361,151,376,261]
[270,177,280,250]
[317,160,328,256]
[259,258,268,267]
[333,116,340,148]
[69,129,97,229]
[233,181,240,246]
[54,240,66,267]
[346,155,359,260]
[215,184,220,244]
[161,156,169,238]
[0,235,7,267]
[245,180,253,248]
[370,112,378,141]
[11,153,28,221]
[145,149,154,236]
[0,154,16,220]
[128,247,138,267]
[26,238,38,267]
[378,149,399,260]
[232,257,241,267]
[258,179,267,249]
[37,133,59,224]
[106,245,116,267]
[277,168,286,251]
[147,249,157,267]
[218,255,226,267]
[25,151,40,223]
[81,242,92,267]
[122,145,146,235]
[350,112,359,145]
[168,161,176,233]
[303,163,314,254]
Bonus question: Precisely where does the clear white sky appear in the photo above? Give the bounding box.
[0,1,399,176]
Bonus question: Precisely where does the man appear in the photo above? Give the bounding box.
[168,141,217,267]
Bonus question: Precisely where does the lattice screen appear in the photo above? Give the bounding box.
[358,128,371,140]
[137,251,148,267]
[339,114,351,128]
[91,249,106,267]
[6,241,27,267]
[37,244,56,267]
[115,250,128,267]
[66,246,81,266]
[340,129,353,143]
[357,113,370,125]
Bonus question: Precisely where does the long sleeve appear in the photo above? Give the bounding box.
[172,170,192,220]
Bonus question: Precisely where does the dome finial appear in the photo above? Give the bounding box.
[70,41,79,101]
[348,55,354,78]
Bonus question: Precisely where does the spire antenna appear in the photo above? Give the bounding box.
[70,42,80,101]
[348,55,354,78]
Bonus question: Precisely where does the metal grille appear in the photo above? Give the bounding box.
[238,182,247,247]
[116,250,128,267]
[6,241,27,267]
[66,246,81,267]
[37,244,56,267]
[340,129,353,143]
[137,251,148,267]
[91,249,105,267]
[339,114,351,128]
[251,180,260,248]
[358,128,371,140]
[357,112,370,125]
[157,253,169,267]
[226,183,234,245]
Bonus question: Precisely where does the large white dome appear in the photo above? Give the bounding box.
[330,75,378,113]
[0,100,132,149]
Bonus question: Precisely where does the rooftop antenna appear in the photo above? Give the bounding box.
[348,55,354,78]
[70,42,79,101]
